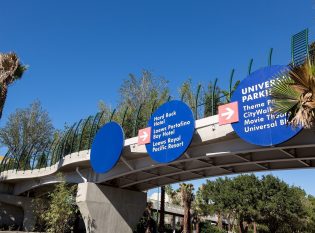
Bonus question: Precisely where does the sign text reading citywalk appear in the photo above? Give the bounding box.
[231,65,302,146]
[146,100,195,163]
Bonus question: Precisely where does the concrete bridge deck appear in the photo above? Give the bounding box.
[1,115,314,196]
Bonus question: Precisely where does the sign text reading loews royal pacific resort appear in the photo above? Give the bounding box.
[231,65,302,146]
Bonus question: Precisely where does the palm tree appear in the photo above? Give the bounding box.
[0,52,27,119]
[159,186,166,233]
[271,59,315,128]
[178,183,194,233]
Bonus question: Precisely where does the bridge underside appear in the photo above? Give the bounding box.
[99,130,315,191]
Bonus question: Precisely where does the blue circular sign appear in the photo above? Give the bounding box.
[231,65,302,146]
[146,100,195,163]
[90,122,124,173]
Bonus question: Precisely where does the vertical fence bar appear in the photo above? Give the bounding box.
[248,59,253,75]
[151,100,157,116]
[110,109,116,122]
[50,138,60,167]
[15,145,28,171]
[121,107,129,128]
[0,151,10,173]
[70,119,82,154]
[38,143,50,169]
[96,111,105,129]
[195,84,201,119]
[61,123,76,158]
[268,48,273,66]
[211,78,218,116]
[181,92,186,101]
[133,104,143,137]
[88,112,102,148]
[78,116,92,152]
[306,28,309,61]
[229,69,235,102]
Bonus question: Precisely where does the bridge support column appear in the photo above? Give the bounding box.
[0,194,36,231]
[76,182,147,233]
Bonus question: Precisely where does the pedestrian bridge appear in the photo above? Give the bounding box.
[1,115,314,196]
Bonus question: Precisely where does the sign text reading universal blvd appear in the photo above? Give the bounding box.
[218,101,239,125]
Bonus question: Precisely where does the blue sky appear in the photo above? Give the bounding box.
[1,1,315,195]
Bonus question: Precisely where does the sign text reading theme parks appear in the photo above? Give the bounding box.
[146,100,195,163]
[231,65,302,146]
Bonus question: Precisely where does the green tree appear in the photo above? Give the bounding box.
[257,175,307,233]
[204,81,222,117]
[0,52,27,119]
[199,221,225,233]
[197,177,234,230]
[231,174,260,233]
[0,101,54,168]
[165,184,181,205]
[42,176,78,233]
[100,70,169,138]
[305,195,315,232]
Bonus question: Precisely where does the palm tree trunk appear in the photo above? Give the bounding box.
[159,186,165,232]
[217,211,222,229]
[0,83,8,119]
[239,219,248,233]
[195,221,200,233]
[183,201,191,233]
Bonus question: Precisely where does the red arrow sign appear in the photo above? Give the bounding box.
[218,102,239,125]
[138,127,151,145]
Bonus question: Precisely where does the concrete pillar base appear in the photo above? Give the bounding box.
[76,182,146,233]
[0,194,35,231]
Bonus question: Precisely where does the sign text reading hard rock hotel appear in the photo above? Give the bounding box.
[146,100,195,163]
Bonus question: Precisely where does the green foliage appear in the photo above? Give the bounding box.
[199,221,225,233]
[39,175,78,233]
[257,175,308,233]
[0,101,54,153]
[196,174,315,233]
[100,70,170,138]
[0,101,54,171]
[204,81,222,116]
[271,60,315,128]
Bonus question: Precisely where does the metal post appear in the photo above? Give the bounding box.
[248,58,253,75]
[78,116,92,151]
[151,100,157,116]
[268,48,273,66]
[195,84,201,119]
[110,109,116,122]
[133,104,143,137]
[121,107,128,128]
[70,120,82,154]
[229,69,235,102]
[211,78,218,116]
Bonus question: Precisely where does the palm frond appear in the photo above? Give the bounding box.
[270,59,315,128]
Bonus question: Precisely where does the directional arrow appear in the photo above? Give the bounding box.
[139,131,148,141]
[138,127,151,145]
[221,107,234,120]
[218,102,239,125]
